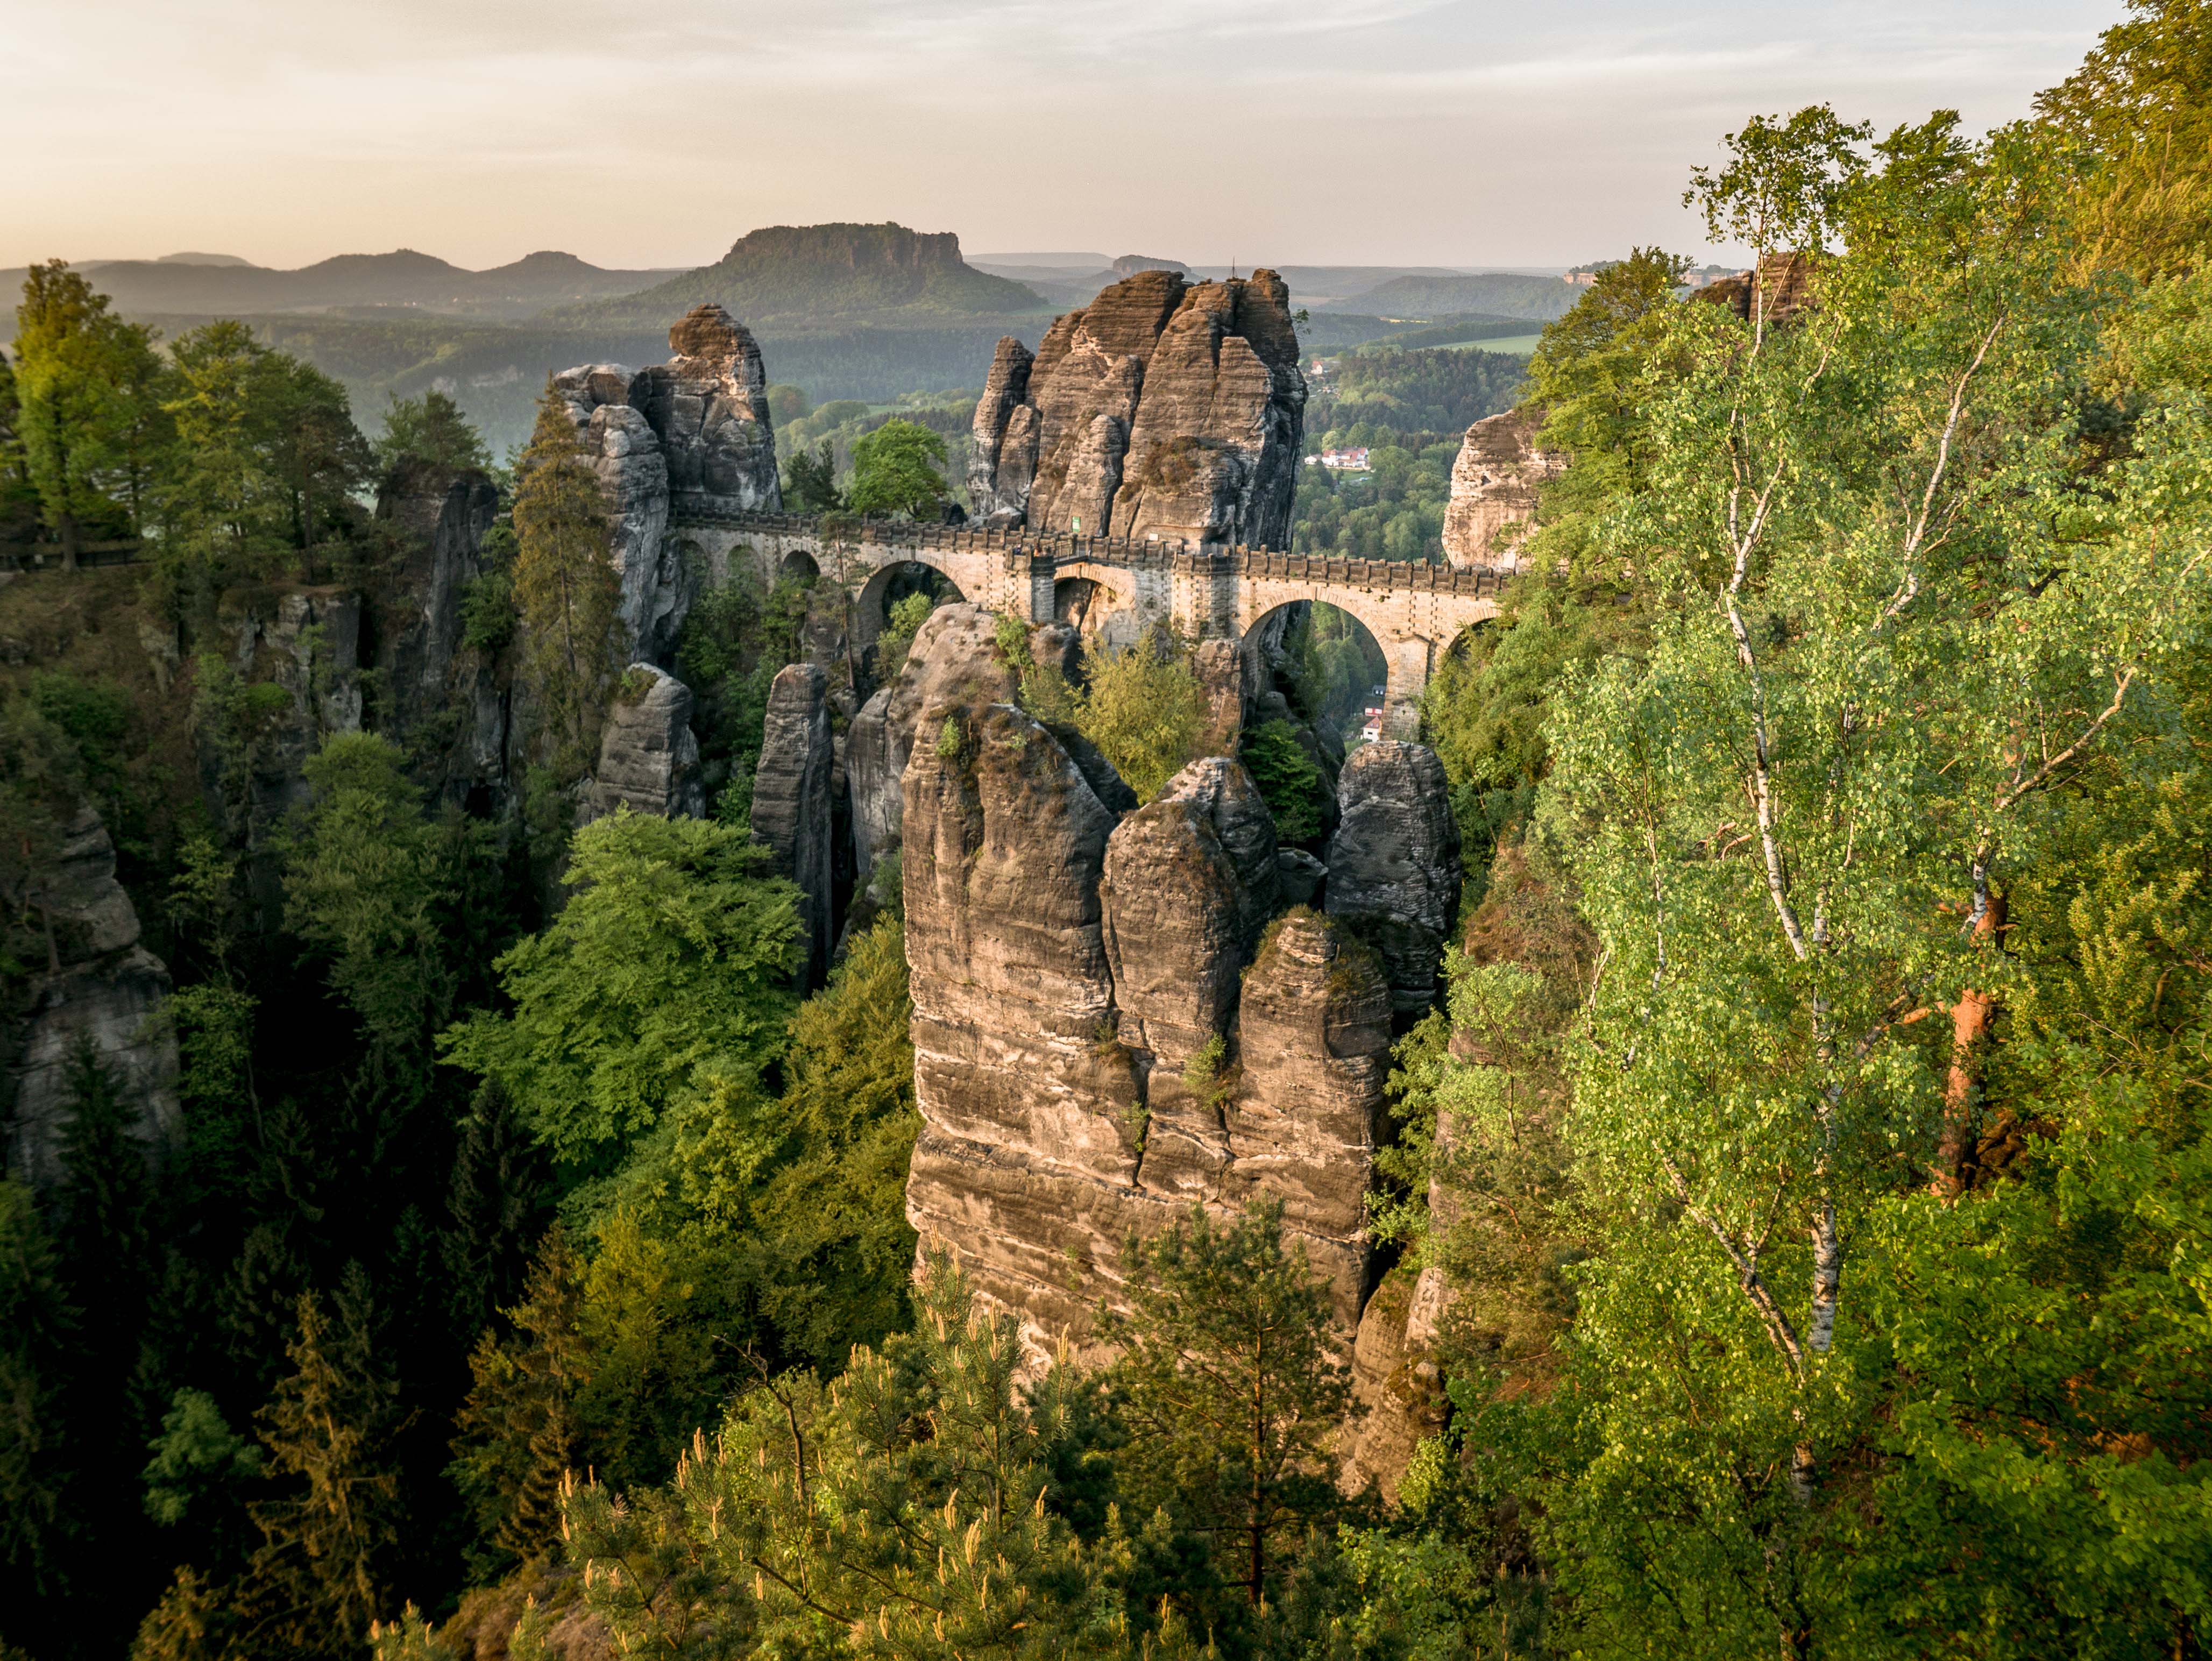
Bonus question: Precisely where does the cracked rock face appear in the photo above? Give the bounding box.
[1440,408,1563,571]
[630,304,781,517]
[750,663,836,988]
[552,304,785,662]
[967,336,1037,527]
[582,663,705,823]
[969,269,1306,547]
[372,459,506,803]
[898,617,1387,1369]
[1325,741,1463,1011]
[8,807,180,1188]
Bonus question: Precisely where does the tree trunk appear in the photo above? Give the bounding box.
[1935,892,2005,1194]
[59,507,80,573]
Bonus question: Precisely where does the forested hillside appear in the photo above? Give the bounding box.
[3,2,2211,1657]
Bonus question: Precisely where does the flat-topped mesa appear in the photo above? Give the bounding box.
[552,304,783,659]
[970,268,1307,548]
[1440,408,1563,571]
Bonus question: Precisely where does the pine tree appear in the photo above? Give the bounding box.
[239,1284,406,1657]
[440,1079,551,1347]
[510,387,618,778]
[1102,1203,1355,1617]
[446,1230,587,1575]
[0,1179,79,1609]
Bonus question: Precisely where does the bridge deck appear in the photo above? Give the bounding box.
[667,509,1508,598]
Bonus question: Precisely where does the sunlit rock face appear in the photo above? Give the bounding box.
[1440,408,1562,571]
[896,624,1470,1378]
[551,304,783,661]
[969,269,1307,547]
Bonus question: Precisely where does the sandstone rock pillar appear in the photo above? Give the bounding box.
[750,663,835,988]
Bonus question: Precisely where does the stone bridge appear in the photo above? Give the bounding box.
[668,510,1506,734]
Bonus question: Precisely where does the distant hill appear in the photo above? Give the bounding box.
[572,223,1047,328]
[0,249,679,322]
[1315,272,1578,321]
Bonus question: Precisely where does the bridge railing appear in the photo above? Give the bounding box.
[669,509,1512,597]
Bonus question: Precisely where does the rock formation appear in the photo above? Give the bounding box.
[581,664,705,822]
[372,459,507,802]
[750,663,836,986]
[1696,251,1817,329]
[1440,408,1562,571]
[1325,742,1463,1011]
[969,269,1307,547]
[553,304,783,661]
[967,337,1037,527]
[844,605,1026,880]
[8,807,180,1188]
[897,620,1447,1371]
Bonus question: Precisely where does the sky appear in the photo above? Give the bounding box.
[6,0,2127,274]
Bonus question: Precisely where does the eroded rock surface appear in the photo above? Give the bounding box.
[1440,408,1562,571]
[970,269,1307,546]
[8,807,180,1188]
[552,304,783,661]
[898,619,1393,1370]
[582,664,705,822]
[372,459,507,801]
[750,663,835,986]
[1325,741,1463,1011]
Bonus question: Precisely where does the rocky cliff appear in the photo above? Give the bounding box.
[553,304,782,661]
[1439,408,1562,571]
[897,615,1458,1372]
[372,459,508,803]
[969,270,1307,547]
[750,663,836,986]
[582,663,706,823]
[7,807,180,1187]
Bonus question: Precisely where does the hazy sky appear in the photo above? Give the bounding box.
[9,0,2124,273]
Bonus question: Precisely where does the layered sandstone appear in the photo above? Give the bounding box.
[1440,408,1562,571]
[750,663,836,987]
[1326,742,1464,1011]
[372,460,507,803]
[970,269,1307,547]
[582,664,705,822]
[553,304,783,660]
[8,807,181,1188]
[898,623,1454,1370]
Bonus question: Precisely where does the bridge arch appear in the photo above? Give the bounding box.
[1239,599,1392,742]
[855,556,968,654]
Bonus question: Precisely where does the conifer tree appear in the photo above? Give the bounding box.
[510,387,618,778]
[0,1179,78,1607]
[1102,1203,1355,1616]
[240,1285,406,1657]
[447,1230,587,1575]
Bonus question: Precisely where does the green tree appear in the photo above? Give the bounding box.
[374,389,491,476]
[511,388,619,776]
[1067,627,1206,803]
[1235,721,1327,843]
[747,915,920,1366]
[847,417,948,519]
[440,811,803,1171]
[238,1286,407,1658]
[0,1179,77,1605]
[2037,0,2212,277]
[1515,108,2212,1659]
[1102,1203,1355,1616]
[159,322,299,591]
[13,262,169,565]
[780,441,843,512]
[558,1258,1151,1659]
[448,1229,587,1575]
